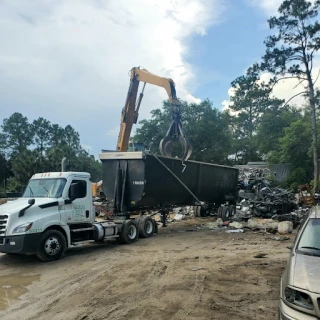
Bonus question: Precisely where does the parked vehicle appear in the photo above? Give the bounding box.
[0,171,159,262]
[0,150,238,262]
[279,205,320,319]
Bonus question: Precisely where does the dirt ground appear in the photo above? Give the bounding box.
[0,217,294,320]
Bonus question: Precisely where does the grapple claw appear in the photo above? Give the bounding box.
[159,120,192,161]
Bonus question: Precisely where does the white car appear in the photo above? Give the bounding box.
[279,206,320,319]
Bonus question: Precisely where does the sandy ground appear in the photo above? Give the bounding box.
[0,217,294,320]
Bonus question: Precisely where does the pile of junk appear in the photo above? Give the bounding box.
[235,167,317,227]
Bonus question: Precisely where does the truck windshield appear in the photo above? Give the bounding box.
[23,178,67,198]
[297,218,320,256]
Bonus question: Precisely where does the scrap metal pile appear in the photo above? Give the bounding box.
[237,167,306,226]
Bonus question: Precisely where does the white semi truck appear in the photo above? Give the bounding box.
[0,171,156,262]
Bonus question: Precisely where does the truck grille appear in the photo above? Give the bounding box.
[0,215,8,237]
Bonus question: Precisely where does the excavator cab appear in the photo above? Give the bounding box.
[128,140,146,152]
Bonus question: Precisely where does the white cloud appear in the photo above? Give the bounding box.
[250,0,283,16]
[236,1,320,111]
[222,57,320,112]
[250,0,317,16]
[221,87,236,111]
[0,0,225,153]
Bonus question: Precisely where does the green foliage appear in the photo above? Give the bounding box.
[278,117,313,167]
[32,117,52,156]
[0,152,11,185]
[0,113,102,191]
[256,106,303,158]
[265,174,281,187]
[228,65,283,163]
[6,178,24,193]
[261,0,320,191]
[1,112,34,154]
[10,149,38,186]
[134,99,232,164]
[285,167,309,191]
[263,0,320,77]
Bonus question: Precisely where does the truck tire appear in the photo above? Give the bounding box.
[217,206,223,218]
[119,220,139,244]
[139,216,155,238]
[36,230,66,262]
[220,207,231,221]
[229,205,236,217]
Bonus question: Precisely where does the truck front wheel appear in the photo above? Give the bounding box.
[36,230,66,262]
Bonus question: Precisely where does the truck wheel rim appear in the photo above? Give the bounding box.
[45,237,61,255]
[145,221,153,234]
[128,225,137,240]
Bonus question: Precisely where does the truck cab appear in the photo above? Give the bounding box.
[0,171,155,262]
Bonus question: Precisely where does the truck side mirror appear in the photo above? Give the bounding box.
[28,199,35,205]
[70,183,79,200]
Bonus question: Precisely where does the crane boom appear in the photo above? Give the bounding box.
[116,67,192,161]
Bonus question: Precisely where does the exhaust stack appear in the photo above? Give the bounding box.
[61,157,67,172]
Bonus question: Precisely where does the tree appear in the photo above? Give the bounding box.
[228,65,283,163]
[0,152,11,190]
[134,99,232,164]
[32,117,52,156]
[72,149,102,182]
[262,0,320,191]
[276,115,316,188]
[64,125,81,151]
[50,124,66,147]
[0,112,101,190]
[256,106,303,159]
[10,150,39,186]
[278,116,313,167]
[46,124,82,171]
[1,112,34,154]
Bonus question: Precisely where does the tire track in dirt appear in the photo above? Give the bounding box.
[0,246,144,320]
[89,239,172,320]
[168,250,207,320]
[0,224,292,320]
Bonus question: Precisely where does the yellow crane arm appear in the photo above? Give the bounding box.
[116,66,192,161]
[117,67,178,152]
[133,68,179,103]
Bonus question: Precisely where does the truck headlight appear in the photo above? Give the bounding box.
[285,287,314,311]
[12,223,33,234]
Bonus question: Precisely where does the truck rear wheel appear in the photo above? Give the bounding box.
[220,207,231,221]
[229,205,236,217]
[138,216,155,238]
[36,230,66,262]
[119,220,139,244]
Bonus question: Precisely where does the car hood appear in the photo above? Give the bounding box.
[292,253,320,293]
[0,198,57,215]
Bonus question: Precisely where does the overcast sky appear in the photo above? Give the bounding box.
[0,0,319,156]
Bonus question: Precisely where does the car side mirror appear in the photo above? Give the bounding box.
[70,183,79,200]
[28,199,35,205]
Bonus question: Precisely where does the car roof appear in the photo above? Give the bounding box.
[309,205,320,218]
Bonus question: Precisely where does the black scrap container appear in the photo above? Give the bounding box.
[99,152,239,211]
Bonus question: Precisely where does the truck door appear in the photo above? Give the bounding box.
[65,179,92,224]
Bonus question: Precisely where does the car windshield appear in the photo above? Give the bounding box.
[23,178,66,198]
[297,218,320,256]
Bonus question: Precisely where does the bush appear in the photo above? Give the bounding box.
[284,167,308,192]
